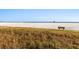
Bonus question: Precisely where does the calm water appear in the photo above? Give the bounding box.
[0,23,79,30]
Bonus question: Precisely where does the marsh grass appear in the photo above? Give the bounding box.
[0,27,79,49]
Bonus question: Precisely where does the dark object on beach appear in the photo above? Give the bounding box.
[58,26,65,30]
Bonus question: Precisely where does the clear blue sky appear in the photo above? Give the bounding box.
[0,9,79,22]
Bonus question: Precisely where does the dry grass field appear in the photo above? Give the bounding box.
[0,27,79,49]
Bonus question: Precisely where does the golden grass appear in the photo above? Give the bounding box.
[0,27,79,49]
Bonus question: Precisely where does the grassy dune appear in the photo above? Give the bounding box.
[0,27,79,49]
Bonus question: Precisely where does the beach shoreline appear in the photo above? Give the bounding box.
[0,23,78,30]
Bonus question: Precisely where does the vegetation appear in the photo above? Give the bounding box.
[0,27,79,49]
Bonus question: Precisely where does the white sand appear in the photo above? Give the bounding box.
[0,23,79,30]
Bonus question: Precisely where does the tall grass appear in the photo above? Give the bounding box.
[0,27,79,49]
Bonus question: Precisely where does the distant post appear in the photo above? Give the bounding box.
[53,21,55,23]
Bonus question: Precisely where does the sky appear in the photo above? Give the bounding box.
[0,9,79,22]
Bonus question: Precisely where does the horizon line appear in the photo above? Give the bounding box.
[0,21,79,23]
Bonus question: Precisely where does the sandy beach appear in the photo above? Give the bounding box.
[0,23,79,30]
